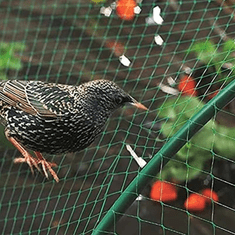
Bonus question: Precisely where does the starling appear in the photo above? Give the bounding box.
[0,79,147,182]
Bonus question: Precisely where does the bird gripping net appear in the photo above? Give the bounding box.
[1,1,235,235]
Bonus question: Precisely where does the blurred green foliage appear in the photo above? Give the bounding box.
[158,96,235,182]
[0,42,25,149]
[188,39,235,84]
[0,42,26,80]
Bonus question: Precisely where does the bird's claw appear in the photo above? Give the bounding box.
[7,132,59,182]
[14,153,59,182]
[33,151,59,182]
[38,160,59,182]
[14,154,41,174]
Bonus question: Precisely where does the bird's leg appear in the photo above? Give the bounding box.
[6,135,41,174]
[34,151,59,183]
[5,130,59,182]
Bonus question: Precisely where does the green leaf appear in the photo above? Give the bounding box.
[160,117,188,137]
[0,42,10,50]
[176,141,212,161]
[223,40,235,55]
[159,157,206,182]
[158,96,204,120]
[176,142,193,159]
[158,98,178,120]
[189,40,218,64]
[0,58,7,69]
[176,97,204,119]
[0,41,25,80]
[214,125,235,159]
[191,121,216,149]
[7,57,22,70]
[9,42,26,52]
[0,72,8,80]
[158,96,204,137]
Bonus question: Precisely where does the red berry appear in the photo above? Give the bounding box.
[116,0,136,21]
[178,75,198,96]
[150,181,178,202]
[105,40,125,57]
[201,189,219,203]
[184,193,206,212]
[207,90,219,100]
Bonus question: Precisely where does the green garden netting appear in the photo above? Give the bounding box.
[1,0,235,234]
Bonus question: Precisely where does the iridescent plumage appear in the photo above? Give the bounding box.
[0,80,147,182]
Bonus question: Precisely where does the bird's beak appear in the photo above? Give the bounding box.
[130,97,148,111]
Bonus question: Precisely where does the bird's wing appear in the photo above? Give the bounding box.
[0,80,72,118]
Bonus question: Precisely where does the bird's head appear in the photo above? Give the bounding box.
[83,80,148,112]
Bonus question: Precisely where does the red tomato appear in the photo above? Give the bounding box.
[150,181,178,202]
[178,75,198,96]
[184,193,206,212]
[201,189,219,203]
[116,0,136,21]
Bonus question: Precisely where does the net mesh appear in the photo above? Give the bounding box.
[1,0,235,234]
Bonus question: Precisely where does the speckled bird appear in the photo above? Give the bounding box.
[0,80,147,182]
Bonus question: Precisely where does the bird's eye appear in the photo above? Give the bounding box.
[114,96,123,105]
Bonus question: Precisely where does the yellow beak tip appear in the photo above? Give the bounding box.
[132,102,148,111]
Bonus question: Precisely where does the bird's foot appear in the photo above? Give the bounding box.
[34,151,59,183]
[14,154,41,174]
[37,160,59,182]
[6,133,59,182]
[14,153,59,182]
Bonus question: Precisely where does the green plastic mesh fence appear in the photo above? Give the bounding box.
[1,0,235,234]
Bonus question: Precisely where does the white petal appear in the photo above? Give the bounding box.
[167,76,176,86]
[154,35,164,45]
[184,66,192,74]
[126,144,147,168]
[119,55,131,67]
[158,83,179,96]
[153,6,164,25]
[100,7,112,17]
[134,6,141,14]
[136,194,144,201]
